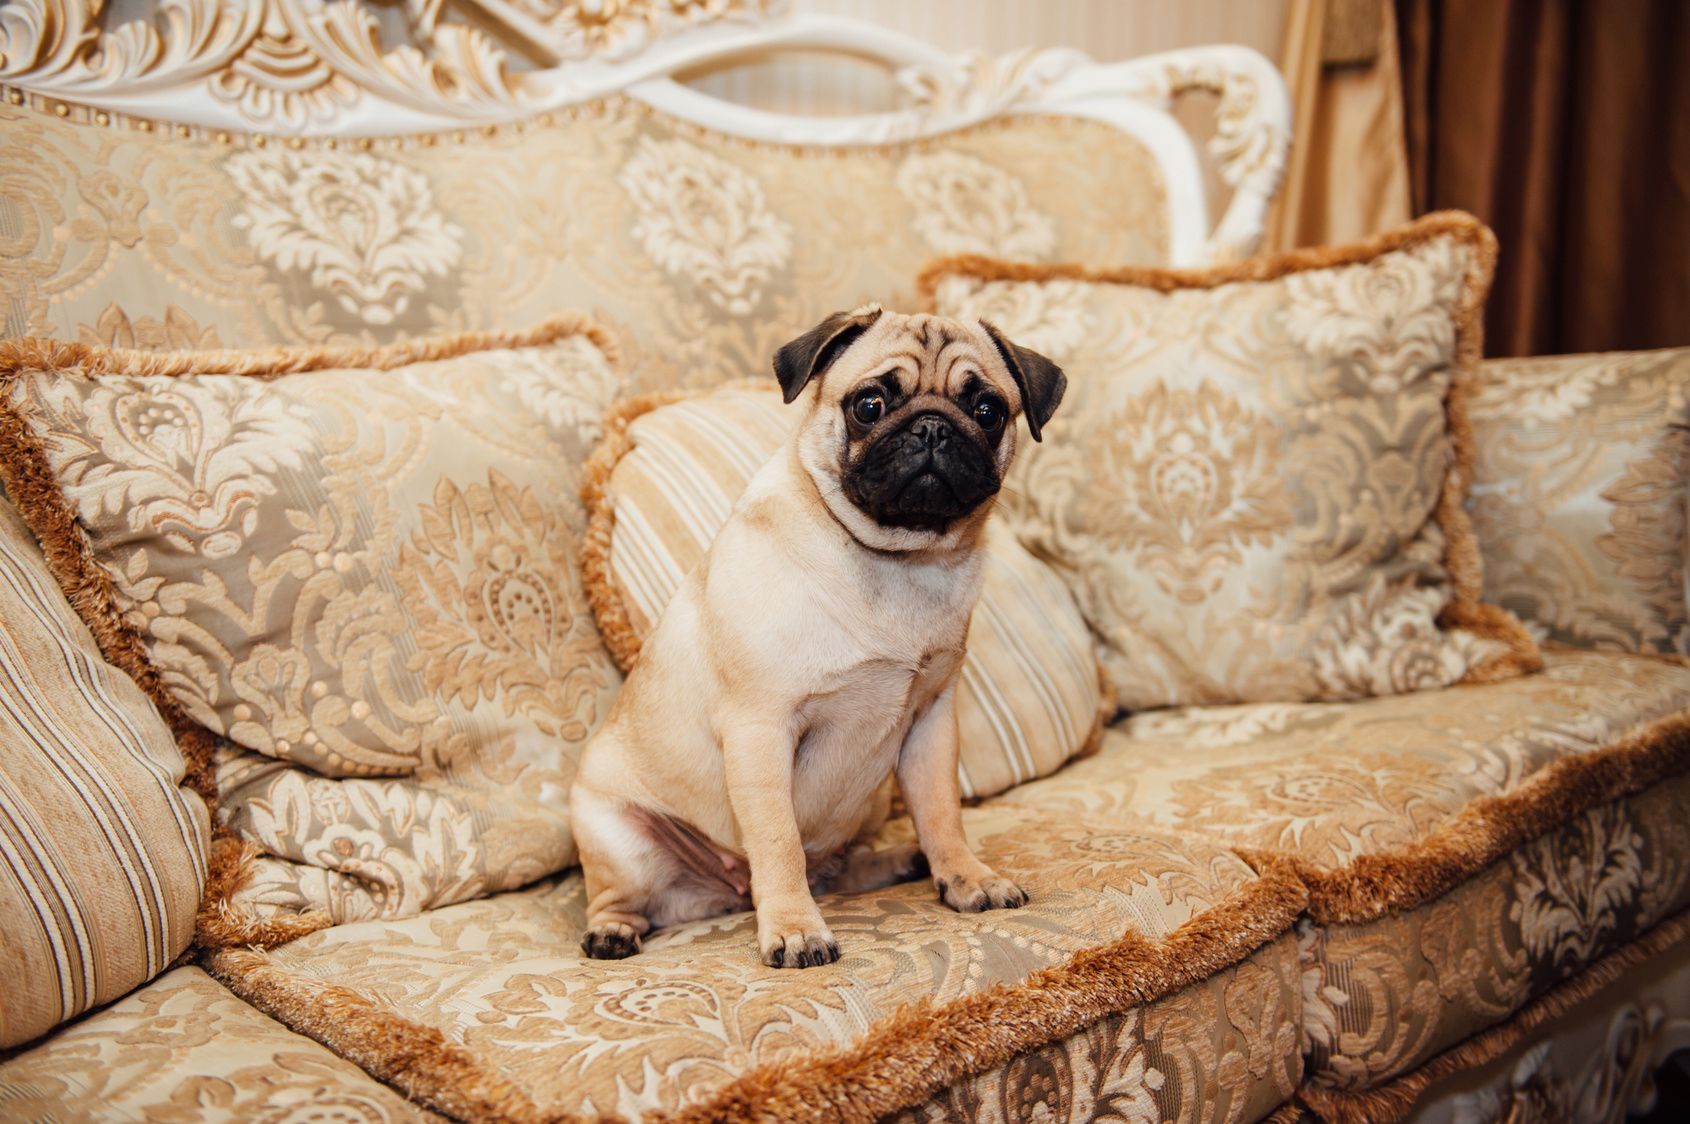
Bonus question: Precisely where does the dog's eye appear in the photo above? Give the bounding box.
[851,391,885,426]
[973,395,1006,432]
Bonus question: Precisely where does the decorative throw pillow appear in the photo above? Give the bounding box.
[580,384,1111,801]
[1469,348,1690,655]
[0,317,624,930]
[0,492,210,1047]
[920,211,1541,709]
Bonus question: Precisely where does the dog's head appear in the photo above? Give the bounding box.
[773,306,1065,553]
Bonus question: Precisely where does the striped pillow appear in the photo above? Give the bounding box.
[0,494,210,1048]
[581,385,1111,800]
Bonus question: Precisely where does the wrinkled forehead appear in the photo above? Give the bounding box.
[835,314,1005,397]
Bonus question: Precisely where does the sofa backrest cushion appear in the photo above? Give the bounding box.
[580,384,1112,800]
[0,98,1166,392]
[0,493,210,1048]
[1469,347,1690,656]
[0,317,624,931]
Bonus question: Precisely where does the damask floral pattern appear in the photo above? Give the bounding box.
[0,99,1166,387]
[893,955,1300,1124]
[0,967,440,1122]
[894,150,1058,259]
[5,327,625,924]
[619,136,793,317]
[214,805,1301,1121]
[989,649,1690,1095]
[1304,775,1690,1093]
[994,649,1690,867]
[226,148,464,327]
[1469,348,1690,655]
[928,218,1533,708]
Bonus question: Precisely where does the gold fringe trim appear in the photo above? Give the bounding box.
[1242,707,1690,925]
[1297,906,1690,1123]
[578,389,690,675]
[206,856,1305,1124]
[0,313,621,950]
[204,947,560,1124]
[196,837,332,950]
[915,210,1542,686]
[1262,1102,1311,1124]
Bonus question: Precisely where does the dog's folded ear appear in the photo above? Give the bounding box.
[773,306,883,404]
[980,320,1066,442]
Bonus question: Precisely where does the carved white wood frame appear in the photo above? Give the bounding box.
[0,1,1291,264]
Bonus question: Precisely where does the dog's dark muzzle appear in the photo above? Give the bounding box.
[844,412,1000,532]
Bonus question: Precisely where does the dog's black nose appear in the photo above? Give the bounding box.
[908,415,951,450]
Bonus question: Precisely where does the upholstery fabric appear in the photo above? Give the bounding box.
[0,320,625,928]
[992,649,1690,1097]
[1469,348,1690,656]
[1399,923,1690,1124]
[205,805,1303,1122]
[992,650,1690,868]
[890,967,1300,1124]
[0,966,441,1121]
[581,384,1110,799]
[0,493,209,1049]
[0,99,1167,392]
[924,213,1540,709]
[1303,773,1690,1092]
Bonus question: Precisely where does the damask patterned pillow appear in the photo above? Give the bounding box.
[0,317,625,930]
[1469,348,1690,655]
[922,211,1542,709]
[580,385,1112,800]
[0,494,210,1048]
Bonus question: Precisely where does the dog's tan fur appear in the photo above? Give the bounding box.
[571,307,1063,967]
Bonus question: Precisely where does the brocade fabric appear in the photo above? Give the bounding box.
[1469,348,1690,656]
[0,966,440,1120]
[926,217,1538,708]
[0,100,1166,391]
[3,326,624,926]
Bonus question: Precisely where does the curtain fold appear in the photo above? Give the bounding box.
[1398,0,1690,356]
[1267,0,1413,253]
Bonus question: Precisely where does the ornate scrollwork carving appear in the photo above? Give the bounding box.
[896,43,1291,261]
[0,2,1288,259]
[0,0,534,130]
[477,0,784,62]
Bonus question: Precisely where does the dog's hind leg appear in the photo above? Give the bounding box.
[825,842,929,894]
[572,784,660,959]
[819,777,926,895]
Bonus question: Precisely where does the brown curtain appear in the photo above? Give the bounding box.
[1398,0,1690,357]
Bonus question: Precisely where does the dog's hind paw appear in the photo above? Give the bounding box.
[581,923,643,960]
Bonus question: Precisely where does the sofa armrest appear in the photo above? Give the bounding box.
[1468,347,1690,656]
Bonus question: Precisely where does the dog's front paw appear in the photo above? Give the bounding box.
[581,923,643,960]
[758,907,840,969]
[935,868,1027,913]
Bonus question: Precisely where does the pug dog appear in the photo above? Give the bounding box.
[571,306,1065,967]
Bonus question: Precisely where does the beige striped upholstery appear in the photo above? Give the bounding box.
[586,386,1109,800]
[0,495,210,1049]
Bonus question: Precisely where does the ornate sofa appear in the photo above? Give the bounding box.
[1,4,1686,1122]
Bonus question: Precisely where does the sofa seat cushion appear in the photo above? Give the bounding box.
[1301,772,1690,1094]
[0,966,439,1121]
[204,806,1305,1122]
[990,649,1690,1093]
